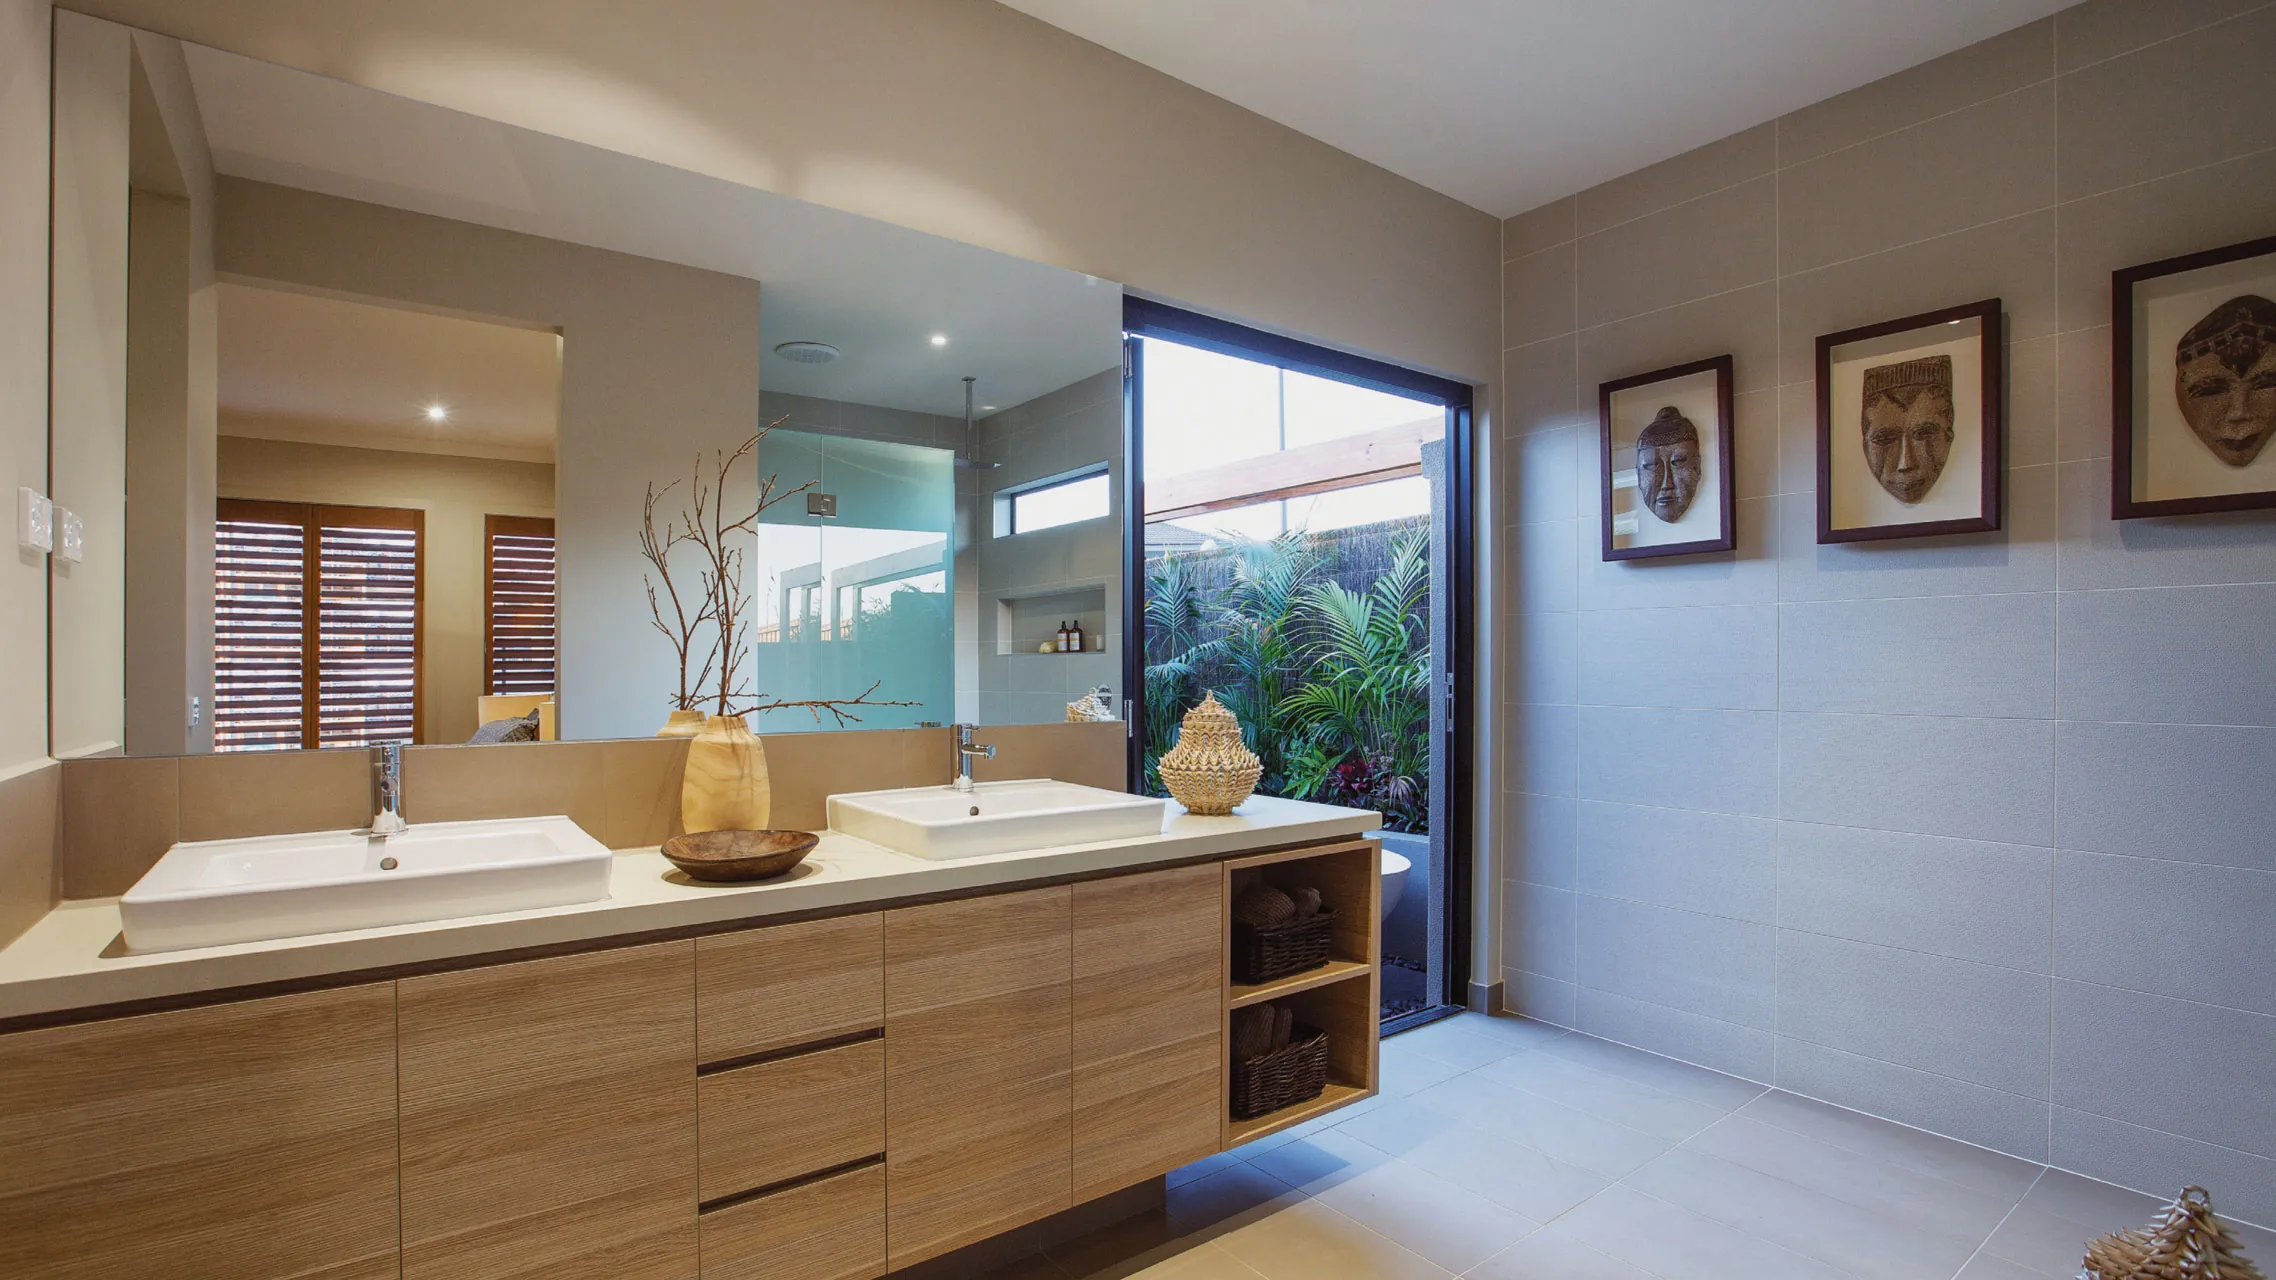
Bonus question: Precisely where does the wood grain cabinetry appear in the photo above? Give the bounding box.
[1070,863,1223,1201]
[397,940,698,1280]
[0,984,400,1280]
[697,912,882,1063]
[883,885,1074,1270]
[698,1038,884,1200]
[698,1163,885,1280]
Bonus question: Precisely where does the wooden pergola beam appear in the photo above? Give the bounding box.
[1143,416,1444,523]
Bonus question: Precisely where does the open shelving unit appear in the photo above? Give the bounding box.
[1219,837,1381,1148]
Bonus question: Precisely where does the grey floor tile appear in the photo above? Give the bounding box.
[1247,1131,1398,1196]
[1624,1145,1981,1280]
[1479,1049,1731,1142]
[1047,1164,1306,1278]
[1212,1196,1456,1280]
[1169,1151,1246,1189]
[1467,1231,1660,1279]
[1378,1042,1470,1099]
[1548,1182,1860,1280]
[1330,1097,1468,1159]
[1302,1151,1541,1273]
[1735,1090,2042,1199]
[1981,1206,2102,1277]
[1439,1011,1573,1051]
[1537,1030,1770,1109]
[1387,1018,1528,1070]
[1405,1070,1674,1177]
[1951,1254,2047,1280]
[1685,1114,2022,1247]
[1383,1122,1614,1222]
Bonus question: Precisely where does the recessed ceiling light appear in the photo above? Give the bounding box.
[774,341,841,364]
[424,404,450,422]
[981,405,998,412]
[930,334,949,347]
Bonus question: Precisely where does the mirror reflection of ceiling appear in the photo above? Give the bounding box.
[218,283,564,463]
[180,41,1120,420]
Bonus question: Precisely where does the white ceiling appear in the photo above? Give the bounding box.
[181,43,1121,421]
[217,282,564,462]
[998,0,2069,217]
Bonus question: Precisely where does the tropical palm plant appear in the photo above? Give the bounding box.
[1280,527,1431,830]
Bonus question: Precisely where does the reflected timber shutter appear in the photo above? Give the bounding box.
[484,515,557,697]
[212,500,424,751]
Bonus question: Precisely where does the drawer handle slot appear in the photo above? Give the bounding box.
[698,1153,885,1216]
[696,1025,881,1076]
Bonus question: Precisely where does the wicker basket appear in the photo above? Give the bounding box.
[1159,693,1263,815]
[1233,907,1337,985]
[1230,1023,1330,1120]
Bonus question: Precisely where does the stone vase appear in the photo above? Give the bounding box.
[657,708,707,738]
[681,714,771,833]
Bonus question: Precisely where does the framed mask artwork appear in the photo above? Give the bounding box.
[2111,232,2276,519]
[1597,355,1735,561]
[1815,298,2003,543]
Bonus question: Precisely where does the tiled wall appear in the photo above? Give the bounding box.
[1498,0,2276,1220]
[0,762,59,948]
[53,721,1126,901]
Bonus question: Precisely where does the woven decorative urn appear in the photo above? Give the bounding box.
[1159,692,1263,815]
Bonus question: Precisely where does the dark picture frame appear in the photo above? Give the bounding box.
[1814,297,2003,544]
[2111,232,2276,520]
[1596,354,1735,561]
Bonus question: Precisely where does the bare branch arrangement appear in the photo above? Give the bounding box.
[640,417,918,724]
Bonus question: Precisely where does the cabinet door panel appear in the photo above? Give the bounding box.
[699,1038,884,1199]
[398,940,697,1280]
[1072,864,1223,1200]
[0,984,399,1280]
[698,1163,884,1280]
[883,886,1071,1269]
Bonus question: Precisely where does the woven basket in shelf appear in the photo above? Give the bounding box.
[1233,908,1338,986]
[1158,693,1262,815]
[1229,1023,1330,1120]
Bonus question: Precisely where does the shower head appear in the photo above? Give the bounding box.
[957,375,1001,470]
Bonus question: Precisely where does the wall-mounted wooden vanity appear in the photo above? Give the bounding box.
[0,820,1381,1279]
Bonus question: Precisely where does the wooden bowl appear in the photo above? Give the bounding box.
[661,829,819,883]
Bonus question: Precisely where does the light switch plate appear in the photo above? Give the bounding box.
[54,506,84,563]
[18,487,52,552]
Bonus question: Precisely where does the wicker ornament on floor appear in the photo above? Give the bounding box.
[1158,692,1263,815]
[2081,1186,2267,1280]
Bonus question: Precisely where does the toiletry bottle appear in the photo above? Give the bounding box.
[1070,619,1084,652]
[1055,621,1069,652]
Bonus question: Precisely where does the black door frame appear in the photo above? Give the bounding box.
[1119,296,1478,1008]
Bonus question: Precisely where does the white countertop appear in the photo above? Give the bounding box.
[0,794,1378,1023]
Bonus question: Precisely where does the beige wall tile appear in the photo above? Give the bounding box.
[2056,4,2276,201]
[971,722,1126,792]
[1779,84,2054,275]
[1505,196,1575,260]
[905,727,954,787]
[2054,0,2268,72]
[0,762,59,947]
[760,728,916,831]
[1776,210,2055,385]
[1505,243,1577,347]
[1779,19,2053,166]
[1502,335,1582,439]
[1579,282,1778,395]
[1576,122,1775,236]
[1578,176,1775,328]
[2058,327,2113,463]
[400,740,608,838]
[178,748,371,843]
[60,756,178,899]
[601,736,689,848]
[2052,148,2276,332]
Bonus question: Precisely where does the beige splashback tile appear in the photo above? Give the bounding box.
[400,739,608,838]
[1576,122,1775,237]
[761,727,919,831]
[601,736,689,848]
[178,748,371,843]
[60,756,179,900]
[1578,281,1779,396]
[1504,195,1576,260]
[0,762,60,947]
[1578,176,1775,328]
[1779,84,2055,276]
[1776,210,2056,386]
[2055,4,2276,202]
[1501,335,1583,439]
[972,721,1126,792]
[2054,0,2270,72]
[1779,18,2053,167]
[1504,243,1577,348]
[2051,147,2276,333]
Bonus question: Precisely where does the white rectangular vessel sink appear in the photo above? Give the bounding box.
[828,779,1165,861]
[119,816,613,953]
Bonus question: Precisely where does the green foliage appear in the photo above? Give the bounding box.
[1142,525,1433,832]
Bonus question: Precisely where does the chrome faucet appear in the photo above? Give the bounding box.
[951,723,995,793]
[371,741,408,837]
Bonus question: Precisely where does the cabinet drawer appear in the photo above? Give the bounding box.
[697,913,883,1063]
[699,1162,884,1280]
[700,1038,884,1199]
